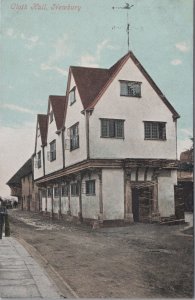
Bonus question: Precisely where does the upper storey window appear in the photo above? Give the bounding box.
[120,80,141,97]
[69,86,76,105]
[101,119,124,139]
[37,126,40,137]
[144,122,166,140]
[50,111,54,123]
[70,123,79,151]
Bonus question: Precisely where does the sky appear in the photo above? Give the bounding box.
[0,0,193,197]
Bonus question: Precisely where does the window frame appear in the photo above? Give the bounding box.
[69,123,79,151]
[144,121,166,140]
[54,187,59,198]
[85,180,96,196]
[50,111,54,123]
[61,185,69,197]
[50,140,56,161]
[69,86,76,105]
[120,80,142,98]
[37,150,41,169]
[47,187,53,198]
[71,182,79,196]
[100,118,125,139]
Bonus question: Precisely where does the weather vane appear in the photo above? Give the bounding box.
[112,3,134,52]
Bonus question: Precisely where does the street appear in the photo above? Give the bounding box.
[7,209,194,298]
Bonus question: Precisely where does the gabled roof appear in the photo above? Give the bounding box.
[70,67,110,109]
[70,51,180,119]
[7,158,32,186]
[49,95,67,130]
[37,114,48,146]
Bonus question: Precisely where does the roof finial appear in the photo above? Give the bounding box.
[112,3,134,52]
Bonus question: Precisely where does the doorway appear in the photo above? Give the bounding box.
[132,185,153,223]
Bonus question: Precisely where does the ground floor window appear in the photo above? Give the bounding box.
[61,185,69,197]
[47,187,53,197]
[71,182,79,196]
[85,180,96,195]
[54,187,59,197]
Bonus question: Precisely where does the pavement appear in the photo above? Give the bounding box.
[0,237,62,299]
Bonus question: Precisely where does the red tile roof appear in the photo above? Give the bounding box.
[70,51,180,119]
[49,95,66,130]
[37,114,48,146]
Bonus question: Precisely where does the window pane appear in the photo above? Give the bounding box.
[145,123,151,139]
[86,180,95,195]
[101,119,108,137]
[151,123,158,139]
[115,120,123,138]
[70,124,79,150]
[120,82,128,95]
[120,81,141,97]
[144,122,166,140]
[109,120,115,137]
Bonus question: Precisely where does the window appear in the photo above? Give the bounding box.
[37,126,40,137]
[50,140,56,161]
[144,122,166,140]
[120,81,141,97]
[101,119,124,138]
[71,182,79,196]
[50,111,53,123]
[37,151,41,168]
[47,188,53,197]
[70,123,79,151]
[69,87,76,105]
[62,185,69,197]
[54,187,59,197]
[86,180,96,195]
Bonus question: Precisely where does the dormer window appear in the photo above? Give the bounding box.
[120,80,141,97]
[69,87,76,105]
[50,111,53,123]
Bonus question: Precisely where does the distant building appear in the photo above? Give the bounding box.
[178,148,193,211]
[7,158,39,211]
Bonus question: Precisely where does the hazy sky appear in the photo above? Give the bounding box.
[0,0,193,197]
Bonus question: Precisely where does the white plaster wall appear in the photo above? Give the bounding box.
[64,75,87,167]
[61,197,69,214]
[82,173,100,219]
[70,196,80,217]
[158,170,177,217]
[47,197,52,212]
[34,134,44,180]
[89,57,177,160]
[45,104,63,175]
[102,169,124,220]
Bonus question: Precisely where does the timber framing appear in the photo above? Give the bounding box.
[35,158,179,185]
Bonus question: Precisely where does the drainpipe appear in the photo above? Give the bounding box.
[42,146,45,176]
[61,127,65,168]
[175,119,178,160]
[85,110,90,159]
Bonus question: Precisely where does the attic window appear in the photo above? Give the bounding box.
[50,111,53,123]
[69,87,76,105]
[120,80,141,97]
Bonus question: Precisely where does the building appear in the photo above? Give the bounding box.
[178,148,193,212]
[7,158,39,211]
[32,51,180,225]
